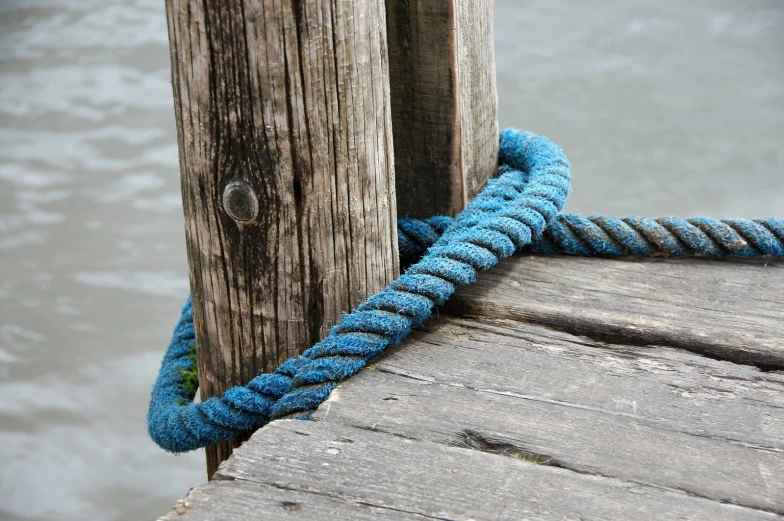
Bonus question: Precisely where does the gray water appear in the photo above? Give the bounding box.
[0,0,781,520]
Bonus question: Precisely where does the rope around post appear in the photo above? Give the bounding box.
[148,129,784,453]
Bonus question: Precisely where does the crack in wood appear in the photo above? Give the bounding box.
[458,430,557,466]
[371,364,784,452]
[447,309,784,372]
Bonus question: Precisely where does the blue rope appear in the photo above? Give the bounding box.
[399,215,784,266]
[148,129,784,453]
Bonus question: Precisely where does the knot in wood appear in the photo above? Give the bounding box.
[222,182,259,222]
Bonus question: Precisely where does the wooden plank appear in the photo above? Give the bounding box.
[158,480,419,520]
[363,318,784,450]
[165,0,398,475]
[312,318,784,513]
[206,420,779,521]
[386,0,498,217]
[161,255,784,519]
[450,255,784,369]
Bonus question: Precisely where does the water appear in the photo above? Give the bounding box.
[0,0,781,519]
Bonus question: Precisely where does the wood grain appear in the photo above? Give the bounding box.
[313,318,784,513]
[165,0,398,476]
[386,0,498,217]
[158,479,418,521]
[451,255,784,369]
[208,421,777,520]
[160,256,784,519]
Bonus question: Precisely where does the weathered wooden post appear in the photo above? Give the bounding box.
[386,0,498,217]
[165,0,498,478]
[165,0,399,477]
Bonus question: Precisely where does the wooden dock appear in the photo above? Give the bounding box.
[156,0,783,517]
[160,254,784,520]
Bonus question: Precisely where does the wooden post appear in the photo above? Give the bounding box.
[386,0,498,217]
[165,0,398,477]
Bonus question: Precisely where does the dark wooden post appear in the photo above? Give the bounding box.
[165,0,398,477]
[386,0,498,217]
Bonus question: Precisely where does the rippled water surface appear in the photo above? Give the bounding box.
[0,1,781,520]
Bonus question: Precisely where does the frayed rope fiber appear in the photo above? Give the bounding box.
[148,129,784,453]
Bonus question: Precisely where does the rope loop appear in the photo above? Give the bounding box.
[147,129,783,453]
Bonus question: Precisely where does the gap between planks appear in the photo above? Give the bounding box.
[161,255,784,520]
[311,316,784,515]
[449,255,784,370]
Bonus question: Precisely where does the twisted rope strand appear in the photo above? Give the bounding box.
[147,129,572,452]
[399,215,784,265]
[148,129,783,453]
